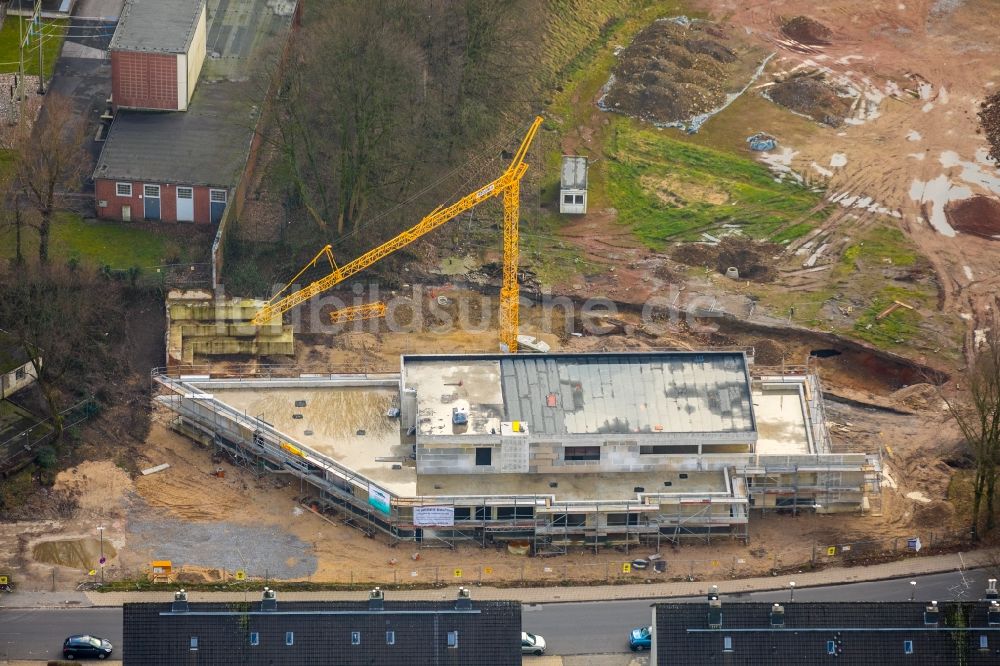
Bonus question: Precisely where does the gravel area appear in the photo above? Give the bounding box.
[126,499,318,579]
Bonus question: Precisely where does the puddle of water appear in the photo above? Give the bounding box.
[32,538,116,570]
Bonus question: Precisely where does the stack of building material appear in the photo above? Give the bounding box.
[166,290,294,365]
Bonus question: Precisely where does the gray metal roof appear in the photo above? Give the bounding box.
[560,155,588,190]
[94,81,253,187]
[499,352,754,436]
[110,0,206,54]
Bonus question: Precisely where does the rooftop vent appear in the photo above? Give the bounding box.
[989,600,1000,627]
[770,603,785,628]
[369,587,384,611]
[987,579,998,600]
[456,586,472,610]
[924,600,939,626]
[261,587,277,612]
[171,589,189,613]
[708,585,722,629]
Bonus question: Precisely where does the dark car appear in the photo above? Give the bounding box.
[63,635,113,659]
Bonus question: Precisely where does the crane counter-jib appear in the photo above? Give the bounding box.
[250,116,544,330]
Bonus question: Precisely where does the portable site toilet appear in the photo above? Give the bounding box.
[560,155,588,215]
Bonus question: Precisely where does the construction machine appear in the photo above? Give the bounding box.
[252,116,543,352]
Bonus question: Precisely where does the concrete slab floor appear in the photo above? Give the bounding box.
[405,360,505,437]
[210,387,416,495]
[752,387,811,456]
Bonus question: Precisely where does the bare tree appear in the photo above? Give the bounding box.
[5,94,89,264]
[0,263,132,440]
[942,319,1000,540]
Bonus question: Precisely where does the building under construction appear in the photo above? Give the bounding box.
[154,350,880,551]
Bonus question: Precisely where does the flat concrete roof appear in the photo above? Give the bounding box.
[404,352,756,438]
[209,387,416,495]
[416,469,730,502]
[110,0,205,54]
[561,155,588,189]
[753,385,811,455]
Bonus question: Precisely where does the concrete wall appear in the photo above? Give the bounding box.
[96,179,216,224]
[181,4,208,110]
[415,435,754,475]
[1,359,39,400]
[112,50,179,111]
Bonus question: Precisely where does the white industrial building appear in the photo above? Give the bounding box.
[559,156,588,214]
[154,351,880,551]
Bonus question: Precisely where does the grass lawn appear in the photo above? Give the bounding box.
[0,213,202,268]
[0,17,67,80]
[605,120,826,247]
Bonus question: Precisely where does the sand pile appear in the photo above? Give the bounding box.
[601,19,757,125]
[945,195,1000,239]
[767,73,853,127]
[53,460,133,514]
[781,16,833,45]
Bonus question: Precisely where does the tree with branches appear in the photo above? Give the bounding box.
[942,319,1000,540]
[4,93,89,264]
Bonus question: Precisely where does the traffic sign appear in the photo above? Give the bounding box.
[453,568,462,578]
[622,562,631,574]
[99,557,106,566]
[235,569,246,581]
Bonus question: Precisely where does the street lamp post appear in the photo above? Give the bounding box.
[789,581,796,602]
[97,525,105,584]
[910,580,917,601]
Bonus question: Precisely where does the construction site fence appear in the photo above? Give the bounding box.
[0,397,99,474]
[77,528,970,590]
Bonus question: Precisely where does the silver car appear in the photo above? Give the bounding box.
[522,631,547,656]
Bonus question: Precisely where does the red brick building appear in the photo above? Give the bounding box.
[109,0,207,111]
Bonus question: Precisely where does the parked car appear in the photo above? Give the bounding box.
[62,635,113,660]
[628,625,652,651]
[521,631,547,655]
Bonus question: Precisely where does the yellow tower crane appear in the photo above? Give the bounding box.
[252,116,543,352]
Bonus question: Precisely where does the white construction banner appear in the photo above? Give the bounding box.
[368,484,391,515]
[413,505,455,527]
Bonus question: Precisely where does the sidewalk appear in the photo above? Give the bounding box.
[2,550,993,609]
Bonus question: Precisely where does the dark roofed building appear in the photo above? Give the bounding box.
[124,588,521,665]
[652,587,1000,665]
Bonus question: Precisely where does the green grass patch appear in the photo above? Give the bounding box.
[0,213,208,268]
[0,18,67,79]
[521,213,601,286]
[851,285,934,348]
[605,120,824,247]
[841,225,919,269]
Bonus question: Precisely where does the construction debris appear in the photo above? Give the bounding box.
[875,300,915,320]
[767,72,853,127]
[141,463,170,476]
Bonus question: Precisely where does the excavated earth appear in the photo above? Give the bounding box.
[767,73,853,127]
[602,18,763,124]
[945,195,1000,239]
[780,15,833,45]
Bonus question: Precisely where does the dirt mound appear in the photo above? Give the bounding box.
[767,73,853,127]
[753,339,787,366]
[944,195,1000,239]
[781,16,832,45]
[672,236,780,282]
[53,460,133,515]
[602,19,760,125]
[891,383,940,411]
[980,90,1000,163]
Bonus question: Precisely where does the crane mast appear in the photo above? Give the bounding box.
[252,116,543,353]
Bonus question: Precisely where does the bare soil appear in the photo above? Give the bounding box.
[602,18,761,125]
[767,73,853,127]
[780,16,833,46]
[945,195,1000,238]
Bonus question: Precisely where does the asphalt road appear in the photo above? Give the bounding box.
[0,607,122,661]
[0,570,991,659]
